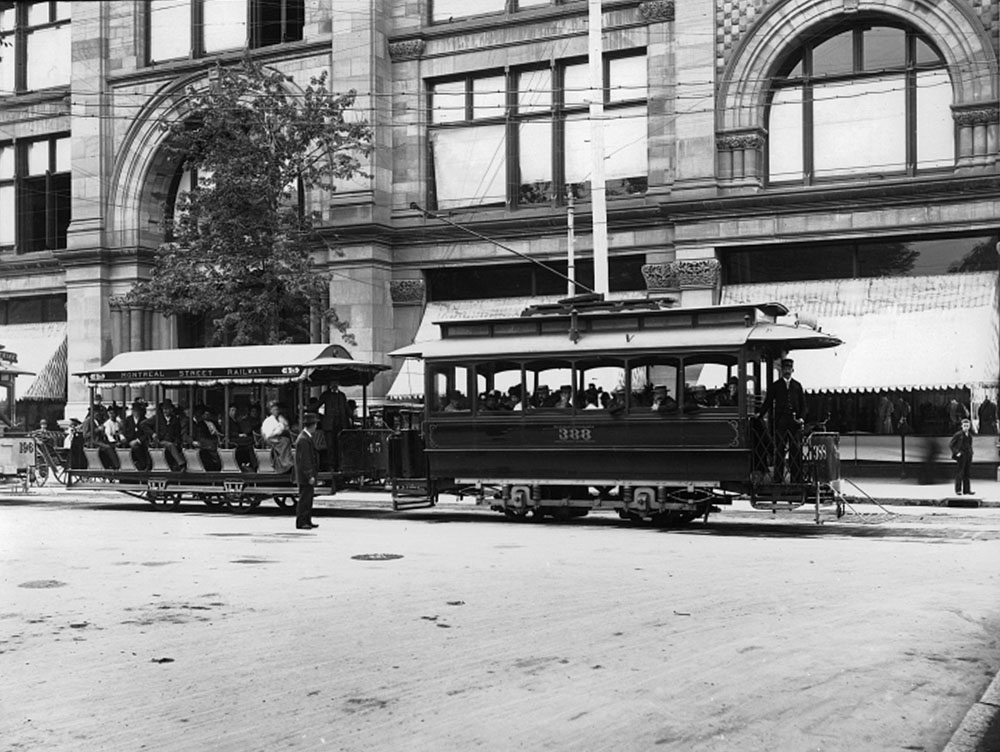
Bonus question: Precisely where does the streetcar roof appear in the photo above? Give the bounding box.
[391,300,841,360]
[391,321,841,360]
[75,344,389,387]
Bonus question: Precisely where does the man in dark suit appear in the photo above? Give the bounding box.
[320,380,351,472]
[122,401,153,471]
[758,358,807,482]
[294,412,321,530]
[948,417,974,495]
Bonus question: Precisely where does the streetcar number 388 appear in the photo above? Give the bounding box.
[556,426,594,442]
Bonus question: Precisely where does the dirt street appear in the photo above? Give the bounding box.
[2,497,998,752]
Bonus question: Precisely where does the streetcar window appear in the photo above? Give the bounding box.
[576,358,626,411]
[525,359,573,409]
[682,354,740,411]
[629,356,680,413]
[474,361,524,413]
[429,363,470,413]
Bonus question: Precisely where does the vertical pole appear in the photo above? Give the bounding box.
[567,190,576,296]
[588,0,609,296]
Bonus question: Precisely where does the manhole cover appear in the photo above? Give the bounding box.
[19,580,67,589]
[351,553,403,561]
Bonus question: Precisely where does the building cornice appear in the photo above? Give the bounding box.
[662,175,1000,221]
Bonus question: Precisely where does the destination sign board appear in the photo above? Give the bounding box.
[0,350,18,363]
[89,365,304,382]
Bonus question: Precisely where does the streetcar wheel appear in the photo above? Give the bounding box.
[32,465,48,487]
[273,495,295,509]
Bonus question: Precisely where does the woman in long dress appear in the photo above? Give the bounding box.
[260,401,294,473]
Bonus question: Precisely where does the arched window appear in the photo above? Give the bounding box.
[766,22,953,184]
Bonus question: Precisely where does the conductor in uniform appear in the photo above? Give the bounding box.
[294,412,320,530]
[758,358,807,482]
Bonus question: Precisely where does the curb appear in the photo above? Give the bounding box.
[942,670,1000,752]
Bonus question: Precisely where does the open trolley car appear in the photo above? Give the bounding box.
[69,344,388,507]
[388,296,845,523]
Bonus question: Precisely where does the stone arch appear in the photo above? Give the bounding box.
[107,66,311,253]
[715,0,999,180]
[719,0,997,133]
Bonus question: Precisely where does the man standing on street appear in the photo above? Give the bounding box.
[758,358,807,483]
[294,412,320,530]
[948,417,975,496]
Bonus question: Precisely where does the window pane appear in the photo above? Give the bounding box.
[916,69,953,169]
[430,364,470,413]
[604,105,647,192]
[204,0,247,53]
[915,38,942,66]
[432,80,467,124]
[0,145,12,178]
[432,0,505,22]
[608,56,647,102]
[431,125,506,209]
[52,171,70,249]
[27,141,49,175]
[517,0,550,7]
[564,114,590,186]
[0,36,12,93]
[0,185,13,245]
[0,8,14,32]
[813,75,906,177]
[54,136,70,172]
[518,120,552,204]
[720,245,855,283]
[518,68,550,113]
[863,26,905,71]
[475,362,523,413]
[767,87,804,182]
[630,357,679,413]
[472,75,505,119]
[811,31,854,76]
[55,2,71,21]
[26,25,71,89]
[525,362,573,410]
[27,1,50,26]
[563,63,589,107]
[577,360,626,410]
[150,0,191,61]
[22,176,47,251]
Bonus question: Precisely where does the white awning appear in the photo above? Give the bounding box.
[723,272,998,392]
[386,295,569,401]
[0,322,67,399]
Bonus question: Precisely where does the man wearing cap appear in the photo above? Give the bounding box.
[948,417,975,496]
[758,358,807,482]
[294,411,321,529]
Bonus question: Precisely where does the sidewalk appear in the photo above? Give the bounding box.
[841,475,1000,507]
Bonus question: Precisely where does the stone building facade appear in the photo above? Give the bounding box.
[0,0,997,425]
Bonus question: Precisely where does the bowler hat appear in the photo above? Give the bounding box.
[302,412,320,425]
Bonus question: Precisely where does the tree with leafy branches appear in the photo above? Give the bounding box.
[127,56,372,345]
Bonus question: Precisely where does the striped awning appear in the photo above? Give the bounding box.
[0,322,67,401]
[22,335,67,401]
[723,272,998,393]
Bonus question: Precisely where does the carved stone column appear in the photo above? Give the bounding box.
[638,0,674,22]
[127,304,144,353]
[390,279,425,307]
[954,105,999,170]
[108,296,126,356]
[716,131,765,186]
[641,263,679,296]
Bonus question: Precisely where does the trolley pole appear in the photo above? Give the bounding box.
[567,190,576,296]
[588,0,609,296]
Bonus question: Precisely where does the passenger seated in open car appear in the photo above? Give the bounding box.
[193,406,223,471]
